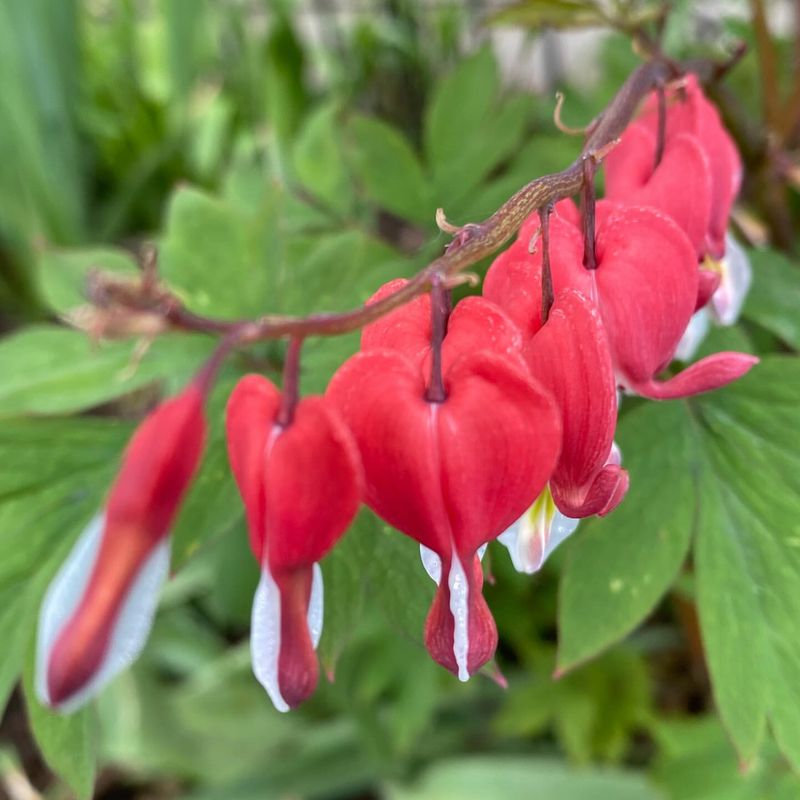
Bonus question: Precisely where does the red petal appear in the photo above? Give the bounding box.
[226,377,363,568]
[525,289,625,517]
[593,206,698,387]
[265,396,363,571]
[605,124,712,257]
[437,352,561,555]
[274,567,319,708]
[361,278,431,369]
[483,215,588,343]
[326,350,452,554]
[225,375,280,558]
[424,553,497,678]
[639,75,742,258]
[437,297,527,376]
[626,352,759,399]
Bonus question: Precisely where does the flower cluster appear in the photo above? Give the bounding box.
[36,74,757,713]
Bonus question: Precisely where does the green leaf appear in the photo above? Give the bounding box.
[318,511,371,673]
[743,248,800,350]
[320,510,433,670]
[0,585,39,713]
[159,185,270,318]
[424,49,530,209]
[693,357,800,766]
[35,245,139,314]
[346,114,434,225]
[293,102,354,213]
[653,716,800,800]
[387,757,661,800]
[490,0,608,30]
[558,401,696,671]
[0,325,212,417]
[23,652,96,800]
[424,48,497,179]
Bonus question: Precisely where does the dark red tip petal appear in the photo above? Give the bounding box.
[552,464,629,519]
[627,353,759,400]
[275,568,319,708]
[423,553,497,679]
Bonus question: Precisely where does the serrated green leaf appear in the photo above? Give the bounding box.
[743,248,800,349]
[0,325,212,417]
[558,401,696,671]
[693,357,800,767]
[346,114,434,225]
[159,185,270,318]
[425,49,530,211]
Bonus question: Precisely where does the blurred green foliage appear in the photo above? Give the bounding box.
[1,1,800,799]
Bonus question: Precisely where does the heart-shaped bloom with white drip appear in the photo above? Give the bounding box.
[226,375,363,710]
[328,280,561,680]
[36,384,207,711]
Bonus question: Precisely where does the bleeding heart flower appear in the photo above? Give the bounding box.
[327,283,561,679]
[36,382,207,711]
[226,374,362,711]
[638,74,743,259]
[604,123,713,259]
[488,203,757,399]
[485,234,629,517]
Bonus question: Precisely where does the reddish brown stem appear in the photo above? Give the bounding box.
[582,158,598,271]
[426,276,450,403]
[540,204,555,324]
[654,81,666,169]
[276,336,304,427]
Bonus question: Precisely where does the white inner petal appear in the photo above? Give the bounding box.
[541,511,580,566]
[251,566,289,712]
[419,544,442,585]
[307,563,324,650]
[420,543,486,586]
[37,512,170,712]
[36,513,104,707]
[712,233,752,325]
[499,490,579,575]
[448,552,470,682]
[674,308,711,362]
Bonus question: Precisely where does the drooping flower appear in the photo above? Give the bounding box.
[327,280,561,679]
[637,74,743,259]
[225,374,362,711]
[36,382,207,711]
[487,203,758,399]
[485,241,628,514]
[604,122,713,259]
